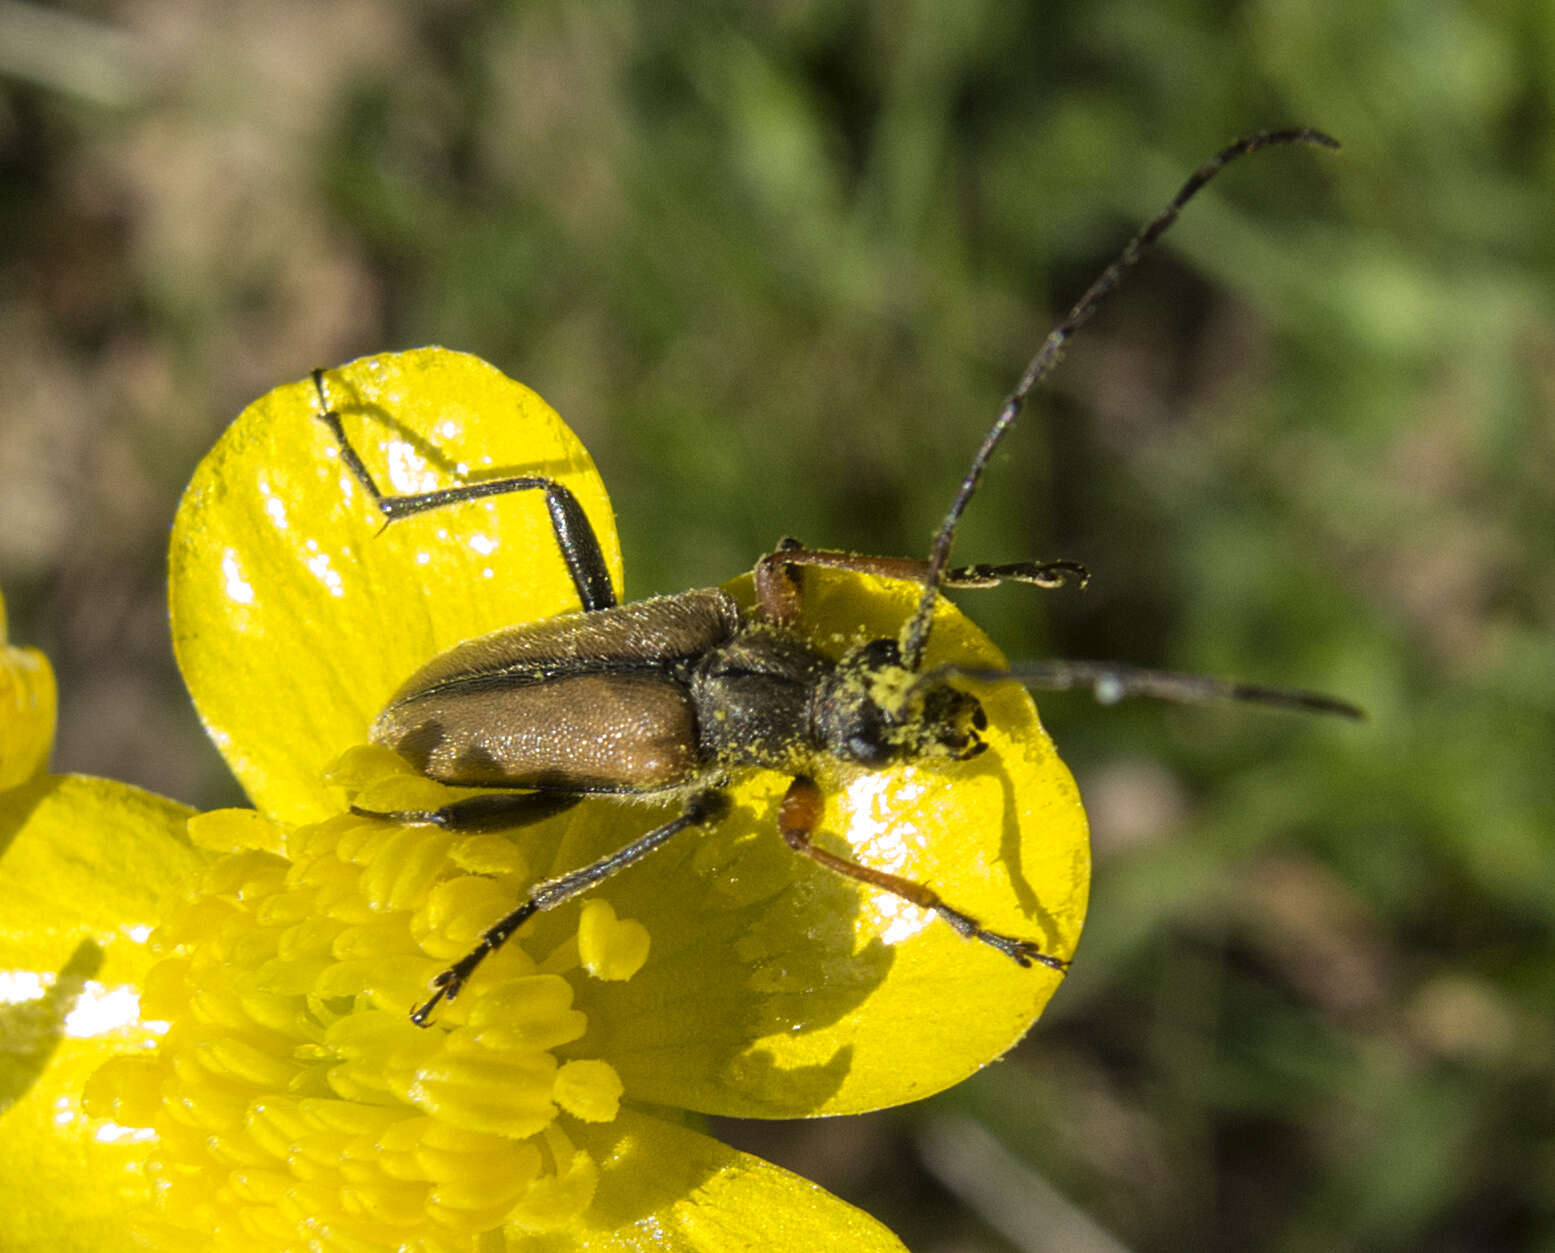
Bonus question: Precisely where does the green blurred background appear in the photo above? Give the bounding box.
[3,2,1552,1249]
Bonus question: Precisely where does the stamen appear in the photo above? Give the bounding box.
[82,750,649,1248]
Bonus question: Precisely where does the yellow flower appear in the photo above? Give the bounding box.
[0,585,204,1246]
[0,348,1089,1250]
[0,587,55,790]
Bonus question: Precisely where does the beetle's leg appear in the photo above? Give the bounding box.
[754,541,1087,624]
[411,789,730,1025]
[352,790,584,833]
[753,537,806,625]
[311,368,617,612]
[941,559,1089,591]
[777,776,1068,972]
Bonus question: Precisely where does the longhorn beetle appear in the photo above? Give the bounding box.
[311,128,1359,1026]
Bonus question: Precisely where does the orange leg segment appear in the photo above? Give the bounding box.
[776,776,1068,972]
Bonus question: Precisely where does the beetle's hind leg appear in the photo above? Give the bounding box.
[410,790,730,1026]
[777,776,1068,973]
[352,789,585,833]
[310,368,617,612]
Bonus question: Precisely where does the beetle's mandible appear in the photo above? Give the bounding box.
[311,128,1359,1026]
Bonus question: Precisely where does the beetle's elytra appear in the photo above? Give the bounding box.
[310,129,1358,1026]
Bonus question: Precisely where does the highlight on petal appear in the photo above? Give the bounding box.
[566,1107,909,1251]
[170,348,623,827]
[0,774,198,1252]
[566,568,1089,1119]
[0,588,56,789]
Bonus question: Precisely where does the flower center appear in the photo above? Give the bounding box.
[84,748,650,1250]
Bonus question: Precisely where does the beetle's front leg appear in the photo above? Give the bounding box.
[753,539,1088,626]
[311,368,618,612]
[776,776,1068,972]
[411,789,731,1025]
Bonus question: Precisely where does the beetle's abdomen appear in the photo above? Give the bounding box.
[371,588,742,792]
[373,672,701,790]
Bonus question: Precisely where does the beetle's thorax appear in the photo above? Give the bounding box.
[691,626,991,774]
[688,621,830,774]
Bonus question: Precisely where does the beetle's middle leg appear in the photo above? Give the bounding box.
[411,789,730,1025]
[311,368,616,612]
[777,776,1068,972]
[351,789,585,833]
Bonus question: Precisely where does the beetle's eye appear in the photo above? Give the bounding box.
[957,736,989,761]
[855,638,901,671]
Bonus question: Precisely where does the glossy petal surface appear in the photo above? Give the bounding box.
[172,347,1087,1125]
[171,348,623,826]
[568,570,1089,1117]
[0,774,199,1252]
[566,1107,908,1251]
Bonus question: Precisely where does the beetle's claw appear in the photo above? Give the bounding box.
[410,969,463,1027]
[986,933,1069,974]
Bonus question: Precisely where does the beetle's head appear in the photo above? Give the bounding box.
[815,637,989,767]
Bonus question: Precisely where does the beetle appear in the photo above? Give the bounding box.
[310,128,1358,1026]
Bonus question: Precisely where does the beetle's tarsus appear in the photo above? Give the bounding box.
[935,901,1069,973]
[944,558,1090,591]
[409,974,456,1027]
[1003,938,1071,973]
[410,930,507,1026]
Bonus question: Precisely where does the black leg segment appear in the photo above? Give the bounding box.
[410,789,730,1025]
[311,368,618,612]
[351,790,585,833]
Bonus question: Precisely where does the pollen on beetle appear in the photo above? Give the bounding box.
[82,751,649,1250]
[863,661,916,721]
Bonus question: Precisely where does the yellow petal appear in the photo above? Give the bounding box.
[567,569,1089,1117]
[0,589,56,788]
[172,349,1086,1123]
[561,1107,910,1251]
[0,774,200,979]
[170,348,622,825]
[0,775,199,1251]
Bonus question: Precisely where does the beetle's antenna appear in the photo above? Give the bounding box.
[897,128,1340,672]
[912,660,1365,720]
